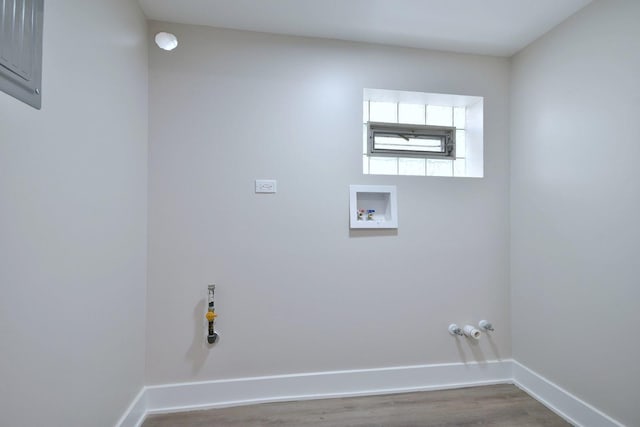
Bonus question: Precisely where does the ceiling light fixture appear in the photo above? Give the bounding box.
[155,32,178,51]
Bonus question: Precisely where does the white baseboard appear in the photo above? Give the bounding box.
[512,361,623,427]
[116,359,511,425]
[116,359,622,427]
[115,387,147,427]
[144,360,512,415]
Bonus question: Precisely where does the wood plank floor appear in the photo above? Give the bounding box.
[143,384,571,427]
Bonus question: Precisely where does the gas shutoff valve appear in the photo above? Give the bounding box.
[206,284,219,344]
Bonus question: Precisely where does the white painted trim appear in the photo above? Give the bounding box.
[512,361,624,427]
[115,387,147,427]
[115,360,623,427]
[144,360,511,415]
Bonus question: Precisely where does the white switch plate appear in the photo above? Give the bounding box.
[255,179,277,193]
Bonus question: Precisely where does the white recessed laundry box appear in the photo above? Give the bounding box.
[349,185,398,229]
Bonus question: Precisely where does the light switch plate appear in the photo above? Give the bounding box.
[255,179,277,193]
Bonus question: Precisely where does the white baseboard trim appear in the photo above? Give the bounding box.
[512,361,623,427]
[144,360,512,415]
[116,359,622,427]
[115,387,147,427]
[114,359,511,426]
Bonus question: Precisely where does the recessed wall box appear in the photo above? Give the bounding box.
[349,185,398,229]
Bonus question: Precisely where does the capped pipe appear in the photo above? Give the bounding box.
[463,325,481,339]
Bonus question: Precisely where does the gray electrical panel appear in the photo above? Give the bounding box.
[0,0,44,109]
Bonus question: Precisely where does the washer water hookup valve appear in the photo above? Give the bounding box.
[479,320,495,332]
[448,324,464,336]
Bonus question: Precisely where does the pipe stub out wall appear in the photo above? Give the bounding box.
[449,320,495,339]
[463,325,481,339]
[206,284,219,344]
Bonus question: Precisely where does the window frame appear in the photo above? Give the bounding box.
[367,121,456,160]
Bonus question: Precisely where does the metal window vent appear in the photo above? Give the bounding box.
[367,122,456,160]
[0,0,44,109]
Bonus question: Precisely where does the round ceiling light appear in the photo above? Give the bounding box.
[155,32,178,51]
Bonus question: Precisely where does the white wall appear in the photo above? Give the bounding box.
[510,1,640,426]
[147,22,511,385]
[0,1,148,426]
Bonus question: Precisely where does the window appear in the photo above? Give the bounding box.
[368,122,456,160]
[363,88,484,178]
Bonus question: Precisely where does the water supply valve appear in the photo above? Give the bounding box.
[448,323,464,336]
[478,320,494,332]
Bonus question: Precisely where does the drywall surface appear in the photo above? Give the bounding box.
[147,23,510,385]
[510,1,640,425]
[0,1,148,426]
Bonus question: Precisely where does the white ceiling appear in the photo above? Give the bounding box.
[138,0,592,56]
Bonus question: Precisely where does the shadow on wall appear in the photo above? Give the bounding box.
[186,298,209,375]
[454,332,502,364]
[349,229,398,238]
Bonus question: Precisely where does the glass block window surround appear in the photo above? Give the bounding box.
[363,88,484,178]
